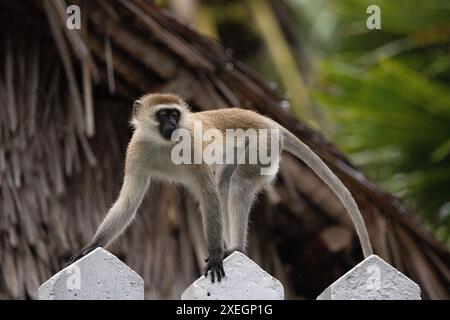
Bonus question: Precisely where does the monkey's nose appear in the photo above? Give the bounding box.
[162,127,176,140]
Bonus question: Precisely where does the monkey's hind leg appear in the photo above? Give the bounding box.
[227,164,268,254]
[215,164,236,247]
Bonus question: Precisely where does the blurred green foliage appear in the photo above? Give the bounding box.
[305,0,450,244]
[164,0,450,245]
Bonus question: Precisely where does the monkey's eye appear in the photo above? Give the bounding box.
[172,110,180,120]
[158,110,168,117]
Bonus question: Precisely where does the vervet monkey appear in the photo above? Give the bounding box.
[69,93,373,283]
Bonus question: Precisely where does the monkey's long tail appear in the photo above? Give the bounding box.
[281,128,373,258]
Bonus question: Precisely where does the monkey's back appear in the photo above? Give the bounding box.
[195,108,278,132]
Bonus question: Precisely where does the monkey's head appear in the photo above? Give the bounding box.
[131,93,190,142]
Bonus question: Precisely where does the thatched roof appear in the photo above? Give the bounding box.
[1,0,449,299]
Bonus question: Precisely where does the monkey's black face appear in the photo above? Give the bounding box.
[156,108,181,140]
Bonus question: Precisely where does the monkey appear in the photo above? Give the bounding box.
[68,93,373,283]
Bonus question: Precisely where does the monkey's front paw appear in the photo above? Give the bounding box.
[204,255,225,283]
[67,243,98,266]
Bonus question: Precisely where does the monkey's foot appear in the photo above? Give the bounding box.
[204,255,225,283]
[67,243,99,266]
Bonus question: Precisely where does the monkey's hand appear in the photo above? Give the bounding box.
[204,253,225,283]
[67,243,99,266]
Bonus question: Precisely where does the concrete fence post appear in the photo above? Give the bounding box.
[38,248,144,300]
[317,254,421,300]
[38,249,421,300]
[181,252,285,300]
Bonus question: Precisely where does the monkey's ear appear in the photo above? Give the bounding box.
[132,100,142,117]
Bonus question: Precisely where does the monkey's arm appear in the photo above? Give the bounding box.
[68,146,150,264]
[191,167,225,282]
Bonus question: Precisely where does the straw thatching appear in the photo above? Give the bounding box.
[0,0,449,299]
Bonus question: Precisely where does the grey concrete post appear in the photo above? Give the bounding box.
[317,254,421,300]
[38,248,144,300]
[181,251,284,300]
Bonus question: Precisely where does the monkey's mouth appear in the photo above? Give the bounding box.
[161,127,176,140]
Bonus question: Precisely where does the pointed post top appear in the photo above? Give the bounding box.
[182,251,284,300]
[317,254,421,300]
[38,248,144,300]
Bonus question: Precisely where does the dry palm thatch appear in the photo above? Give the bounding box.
[0,0,449,299]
